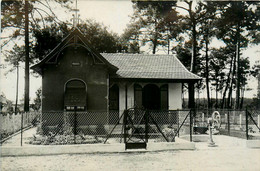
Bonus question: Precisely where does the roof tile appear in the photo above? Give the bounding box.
[101,53,201,80]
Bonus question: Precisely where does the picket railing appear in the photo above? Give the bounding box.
[0,112,40,141]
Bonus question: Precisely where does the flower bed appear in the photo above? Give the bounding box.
[28,121,105,145]
[28,133,104,145]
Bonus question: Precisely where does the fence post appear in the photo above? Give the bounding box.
[177,110,179,137]
[145,110,148,143]
[74,106,78,144]
[225,113,227,125]
[227,111,230,136]
[239,113,242,128]
[123,110,127,144]
[190,109,193,142]
[21,112,23,146]
[257,115,260,128]
[245,108,249,140]
[12,113,15,133]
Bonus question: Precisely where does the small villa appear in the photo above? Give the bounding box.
[31,28,201,126]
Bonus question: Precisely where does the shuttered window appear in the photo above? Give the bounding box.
[64,80,86,110]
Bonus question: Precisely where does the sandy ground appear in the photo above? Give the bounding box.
[1,128,260,171]
[1,146,260,171]
[1,127,38,146]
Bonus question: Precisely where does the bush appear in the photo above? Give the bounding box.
[30,120,104,145]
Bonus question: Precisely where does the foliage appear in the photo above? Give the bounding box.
[173,43,191,70]
[215,1,259,46]
[121,21,142,53]
[171,1,259,108]
[123,1,178,54]
[1,0,72,48]
[32,22,69,60]
[214,1,259,108]
[32,119,104,145]
[4,44,25,70]
[1,0,73,112]
[251,63,260,78]
[77,20,123,53]
[31,88,41,111]
[208,48,229,91]
[162,126,175,142]
[32,19,123,61]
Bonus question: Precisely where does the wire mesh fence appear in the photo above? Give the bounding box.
[30,109,193,145]
[247,110,260,139]
[193,109,260,140]
[147,110,192,142]
[2,108,259,146]
[0,112,41,142]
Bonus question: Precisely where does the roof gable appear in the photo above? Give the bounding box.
[31,28,118,74]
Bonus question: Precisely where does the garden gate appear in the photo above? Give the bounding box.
[105,108,170,150]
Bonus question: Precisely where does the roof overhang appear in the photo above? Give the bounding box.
[109,77,201,83]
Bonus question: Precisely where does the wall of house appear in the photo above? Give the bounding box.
[42,46,108,116]
[117,83,135,121]
[117,82,182,114]
[118,84,126,117]
[168,83,182,110]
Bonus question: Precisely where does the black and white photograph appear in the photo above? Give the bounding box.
[1,0,260,170]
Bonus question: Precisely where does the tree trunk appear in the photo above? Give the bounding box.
[235,25,241,109]
[191,23,197,73]
[24,0,30,111]
[221,55,234,108]
[187,1,196,111]
[205,28,211,109]
[167,29,170,55]
[240,85,244,109]
[215,82,218,108]
[152,40,157,54]
[152,31,158,54]
[227,51,237,109]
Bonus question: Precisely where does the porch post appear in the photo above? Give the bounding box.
[125,83,128,110]
[188,82,195,109]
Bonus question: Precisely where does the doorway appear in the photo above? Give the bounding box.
[143,84,160,110]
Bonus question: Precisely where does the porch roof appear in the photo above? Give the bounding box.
[101,53,201,81]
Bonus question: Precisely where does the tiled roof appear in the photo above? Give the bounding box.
[101,53,201,80]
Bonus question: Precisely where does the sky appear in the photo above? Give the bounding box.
[0,0,259,103]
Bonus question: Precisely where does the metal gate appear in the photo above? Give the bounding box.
[123,108,148,149]
[104,108,174,150]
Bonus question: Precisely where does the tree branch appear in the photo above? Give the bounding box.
[38,0,64,23]
[174,5,189,12]
[30,11,41,30]
[1,36,15,48]
[34,8,46,28]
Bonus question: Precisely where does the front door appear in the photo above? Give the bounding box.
[143,84,160,110]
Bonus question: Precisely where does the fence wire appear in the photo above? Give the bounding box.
[0,112,40,142]
[33,110,192,144]
[194,109,260,140]
[2,108,259,146]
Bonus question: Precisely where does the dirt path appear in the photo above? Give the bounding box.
[1,127,37,146]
